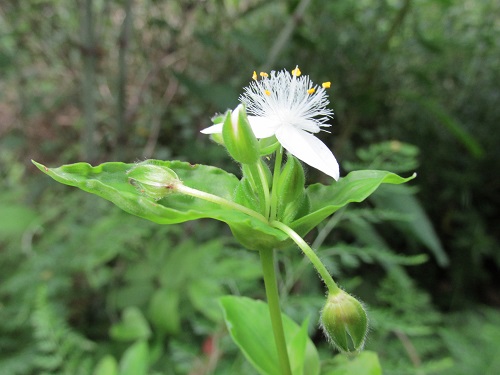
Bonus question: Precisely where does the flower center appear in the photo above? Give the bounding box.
[240,66,333,134]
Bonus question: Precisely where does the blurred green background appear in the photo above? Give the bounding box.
[1,0,499,374]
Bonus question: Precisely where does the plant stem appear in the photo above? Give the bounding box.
[260,249,292,375]
[271,220,340,294]
[176,184,268,224]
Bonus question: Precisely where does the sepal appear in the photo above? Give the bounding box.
[222,105,260,164]
[320,290,368,353]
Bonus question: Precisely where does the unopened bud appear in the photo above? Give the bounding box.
[127,162,180,200]
[222,104,260,164]
[321,290,368,353]
[275,155,306,224]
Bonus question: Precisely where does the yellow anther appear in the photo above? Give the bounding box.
[260,72,269,78]
[322,81,331,89]
[307,88,315,95]
[264,90,271,96]
[252,71,258,80]
[292,67,301,77]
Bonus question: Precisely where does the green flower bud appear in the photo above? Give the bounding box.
[234,177,261,213]
[276,155,307,224]
[321,290,368,353]
[222,104,260,164]
[127,162,180,200]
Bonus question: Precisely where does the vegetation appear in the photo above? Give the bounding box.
[1,0,499,374]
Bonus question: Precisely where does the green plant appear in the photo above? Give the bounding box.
[34,67,414,374]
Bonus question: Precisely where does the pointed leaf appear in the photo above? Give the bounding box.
[291,170,415,237]
[119,341,149,375]
[148,289,181,335]
[418,98,484,158]
[93,355,118,375]
[220,296,319,375]
[323,351,382,375]
[371,184,448,266]
[110,307,151,342]
[288,318,315,375]
[33,160,288,249]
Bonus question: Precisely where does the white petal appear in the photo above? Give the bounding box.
[247,116,279,138]
[276,126,339,180]
[296,119,322,133]
[231,104,244,125]
[200,123,223,134]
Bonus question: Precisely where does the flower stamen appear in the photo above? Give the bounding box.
[291,67,301,77]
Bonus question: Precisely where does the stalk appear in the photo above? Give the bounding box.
[175,184,268,224]
[260,249,292,375]
[271,220,340,294]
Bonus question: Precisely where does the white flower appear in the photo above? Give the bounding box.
[201,67,339,180]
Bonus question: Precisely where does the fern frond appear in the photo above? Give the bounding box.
[31,285,95,375]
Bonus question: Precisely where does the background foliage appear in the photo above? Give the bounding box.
[1,0,499,374]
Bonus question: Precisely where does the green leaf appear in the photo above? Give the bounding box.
[220,296,320,375]
[34,162,413,251]
[93,355,118,375]
[322,351,382,375]
[418,98,484,159]
[288,318,312,375]
[110,307,151,342]
[188,280,224,322]
[118,340,149,375]
[148,289,181,335]
[33,160,288,250]
[291,170,415,237]
[371,185,449,266]
[0,203,38,240]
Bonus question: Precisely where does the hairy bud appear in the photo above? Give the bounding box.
[127,163,180,200]
[321,290,368,353]
[222,104,260,164]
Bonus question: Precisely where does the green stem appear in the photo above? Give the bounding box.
[260,249,292,375]
[269,146,284,221]
[176,184,268,224]
[271,220,340,294]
